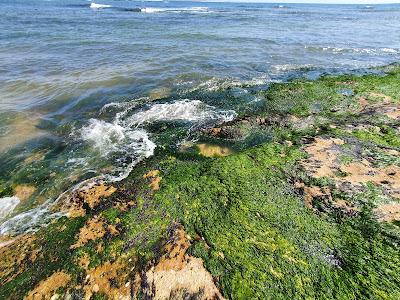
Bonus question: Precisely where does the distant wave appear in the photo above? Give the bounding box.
[90,3,112,9]
[273,5,289,9]
[272,64,315,73]
[141,7,210,14]
[305,46,399,55]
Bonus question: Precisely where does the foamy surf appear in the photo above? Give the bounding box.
[81,118,155,156]
[0,178,102,236]
[304,46,399,55]
[0,120,156,236]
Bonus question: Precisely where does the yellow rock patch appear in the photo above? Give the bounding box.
[197,143,233,158]
[302,137,400,220]
[375,202,400,222]
[144,170,162,191]
[301,137,344,178]
[14,184,36,202]
[83,260,132,300]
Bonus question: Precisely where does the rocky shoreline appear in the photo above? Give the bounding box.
[1,65,400,299]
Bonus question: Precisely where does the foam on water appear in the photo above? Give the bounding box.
[0,196,20,221]
[0,179,95,236]
[81,119,126,156]
[179,76,270,93]
[0,199,63,235]
[0,118,157,236]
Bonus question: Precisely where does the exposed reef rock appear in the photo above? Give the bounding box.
[144,225,225,300]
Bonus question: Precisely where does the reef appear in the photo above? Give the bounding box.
[1,64,400,299]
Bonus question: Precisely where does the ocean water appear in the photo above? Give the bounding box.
[0,0,399,234]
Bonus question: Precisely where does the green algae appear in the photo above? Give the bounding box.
[154,143,400,299]
[351,126,400,148]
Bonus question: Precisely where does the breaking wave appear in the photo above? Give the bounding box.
[80,119,155,157]
[141,7,210,14]
[90,3,112,9]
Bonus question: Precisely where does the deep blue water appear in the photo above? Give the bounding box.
[0,0,399,234]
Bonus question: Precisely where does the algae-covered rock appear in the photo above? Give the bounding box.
[1,66,400,299]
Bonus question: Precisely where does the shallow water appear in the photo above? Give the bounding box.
[0,0,399,234]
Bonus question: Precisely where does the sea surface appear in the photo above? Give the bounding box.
[1,0,400,234]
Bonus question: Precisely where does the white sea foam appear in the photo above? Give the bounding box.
[81,119,156,158]
[272,64,314,72]
[90,3,112,9]
[124,99,237,126]
[0,120,156,235]
[81,119,125,155]
[382,48,397,54]
[0,180,91,236]
[0,196,20,221]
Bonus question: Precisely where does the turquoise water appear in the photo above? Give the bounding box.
[0,0,399,234]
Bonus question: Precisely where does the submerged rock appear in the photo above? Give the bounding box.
[197,143,233,158]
